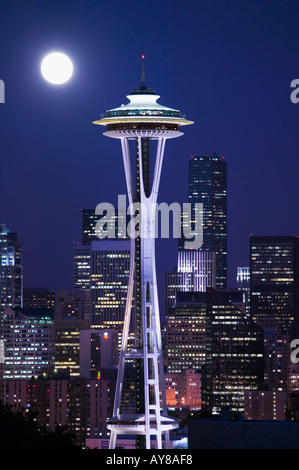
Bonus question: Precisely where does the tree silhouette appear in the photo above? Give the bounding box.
[0,401,78,449]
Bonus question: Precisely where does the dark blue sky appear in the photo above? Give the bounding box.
[0,0,298,297]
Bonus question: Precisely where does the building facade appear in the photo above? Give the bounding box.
[165,250,216,316]
[166,292,206,374]
[0,377,116,447]
[54,289,91,321]
[180,155,227,290]
[90,240,131,331]
[80,329,119,379]
[23,287,55,310]
[0,225,23,311]
[250,235,299,337]
[54,319,90,377]
[201,288,264,413]
[257,317,290,392]
[0,307,55,379]
[73,244,92,290]
[165,369,201,407]
[244,390,286,421]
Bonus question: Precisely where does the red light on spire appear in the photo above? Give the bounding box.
[142,54,145,59]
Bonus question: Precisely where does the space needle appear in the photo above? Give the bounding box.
[93,57,193,449]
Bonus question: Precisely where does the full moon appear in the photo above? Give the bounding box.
[41,52,73,85]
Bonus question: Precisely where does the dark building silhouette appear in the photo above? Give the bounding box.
[23,287,55,310]
[0,376,116,447]
[257,317,290,393]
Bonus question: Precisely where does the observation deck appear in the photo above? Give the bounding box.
[107,414,180,436]
[93,84,193,139]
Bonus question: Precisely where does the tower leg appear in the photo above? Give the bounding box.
[109,138,135,449]
[109,430,117,449]
[137,136,167,449]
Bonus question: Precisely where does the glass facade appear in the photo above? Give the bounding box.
[201,288,264,413]
[0,307,55,379]
[73,245,92,289]
[166,293,206,374]
[82,209,128,245]
[165,250,216,316]
[54,319,90,377]
[0,225,23,310]
[181,155,227,290]
[91,240,131,331]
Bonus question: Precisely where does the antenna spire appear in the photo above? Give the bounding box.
[141,54,146,89]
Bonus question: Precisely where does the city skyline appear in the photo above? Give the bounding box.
[0,0,298,294]
[1,1,299,452]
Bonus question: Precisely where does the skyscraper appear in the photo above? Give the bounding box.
[91,240,131,332]
[54,318,90,377]
[165,248,216,316]
[257,318,290,392]
[0,225,23,310]
[201,288,264,413]
[73,244,91,290]
[82,208,128,245]
[23,287,55,310]
[237,266,250,313]
[80,329,119,379]
[0,307,55,379]
[181,155,227,290]
[250,235,299,337]
[166,292,206,374]
[54,289,91,321]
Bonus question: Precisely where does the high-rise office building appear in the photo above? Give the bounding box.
[250,235,299,337]
[91,240,131,332]
[237,267,250,314]
[166,292,206,374]
[73,215,133,358]
[180,155,227,290]
[257,317,290,392]
[0,307,55,379]
[74,212,131,332]
[201,288,264,413]
[0,225,23,310]
[237,267,250,291]
[82,208,128,245]
[54,319,90,377]
[244,390,286,421]
[165,271,192,316]
[165,250,216,315]
[23,287,55,310]
[0,339,4,379]
[73,244,92,290]
[54,289,91,321]
[80,329,119,379]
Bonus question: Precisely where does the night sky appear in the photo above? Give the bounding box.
[0,0,298,298]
